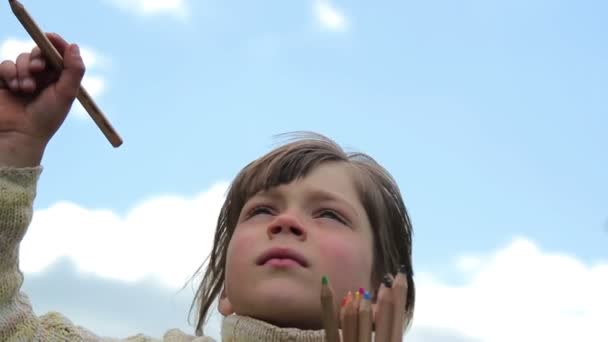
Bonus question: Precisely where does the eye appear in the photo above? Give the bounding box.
[318,209,349,225]
[247,205,275,218]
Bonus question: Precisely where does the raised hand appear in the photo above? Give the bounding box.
[0,33,84,167]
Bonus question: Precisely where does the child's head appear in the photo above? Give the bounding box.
[191,132,415,334]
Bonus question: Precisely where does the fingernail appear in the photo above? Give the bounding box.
[72,44,80,55]
[21,78,34,89]
[383,274,393,288]
[399,264,407,274]
[31,58,44,68]
[10,78,19,89]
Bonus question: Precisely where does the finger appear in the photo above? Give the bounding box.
[29,46,46,72]
[25,33,69,73]
[29,57,46,73]
[16,53,35,92]
[55,44,85,103]
[0,60,19,91]
[31,46,42,58]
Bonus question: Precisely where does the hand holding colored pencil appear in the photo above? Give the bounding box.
[7,0,123,147]
[321,267,408,342]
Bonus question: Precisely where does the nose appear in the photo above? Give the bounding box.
[267,211,307,241]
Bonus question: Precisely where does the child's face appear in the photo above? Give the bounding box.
[219,162,374,329]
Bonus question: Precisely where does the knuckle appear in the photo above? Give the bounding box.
[0,60,16,77]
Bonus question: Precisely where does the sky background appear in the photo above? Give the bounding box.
[1,0,607,341]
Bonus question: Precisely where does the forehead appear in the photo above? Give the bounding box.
[252,162,361,203]
[296,162,358,193]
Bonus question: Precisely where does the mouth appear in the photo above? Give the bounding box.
[256,247,309,268]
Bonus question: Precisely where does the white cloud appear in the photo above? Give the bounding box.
[413,237,608,342]
[313,0,349,33]
[105,0,188,18]
[0,38,36,61]
[0,38,109,119]
[20,184,608,341]
[21,182,229,289]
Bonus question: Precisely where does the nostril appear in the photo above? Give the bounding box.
[270,226,282,235]
[290,227,303,236]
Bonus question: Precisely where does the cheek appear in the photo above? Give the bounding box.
[317,233,373,289]
[226,228,257,277]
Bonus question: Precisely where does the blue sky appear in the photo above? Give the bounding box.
[1,0,607,341]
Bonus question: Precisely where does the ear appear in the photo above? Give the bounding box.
[218,285,234,316]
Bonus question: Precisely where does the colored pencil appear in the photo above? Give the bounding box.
[358,290,372,342]
[343,291,357,342]
[321,276,341,342]
[374,275,394,342]
[391,265,408,342]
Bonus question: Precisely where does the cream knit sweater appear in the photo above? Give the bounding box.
[0,167,327,342]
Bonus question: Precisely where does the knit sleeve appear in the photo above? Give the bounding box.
[0,166,50,341]
[0,167,113,341]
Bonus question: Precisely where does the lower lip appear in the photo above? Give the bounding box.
[264,258,302,267]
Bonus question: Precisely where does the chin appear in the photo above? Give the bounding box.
[241,282,323,329]
[256,280,307,306]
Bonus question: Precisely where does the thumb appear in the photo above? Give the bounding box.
[55,44,85,103]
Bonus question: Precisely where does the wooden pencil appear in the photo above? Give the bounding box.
[351,290,361,341]
[343,291,357,342]
[374,275,394,342]
[321,276,340,342]
[391,266,408,342]
[340,295,348,341]
[357,290,372,342]
[8,0,123,147]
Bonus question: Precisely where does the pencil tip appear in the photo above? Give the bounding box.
[321,275,328,285]
[383,274,393,288]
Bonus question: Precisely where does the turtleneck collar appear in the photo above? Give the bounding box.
[221,314,327,342]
